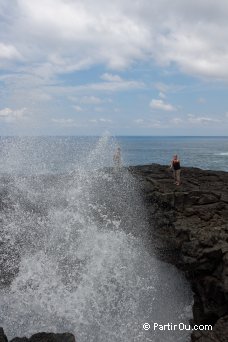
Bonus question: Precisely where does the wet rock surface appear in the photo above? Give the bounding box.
[129,164,228,342]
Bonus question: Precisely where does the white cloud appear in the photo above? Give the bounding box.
[52,79,144,94]
[52,116,112,127]
[155,83,171,93]
[159,92,166,99]
[197,97,206,104]
[0,108,13,117]
[187,114,220,124]
[0,43,22,60]
[134,118,144,124]
[84,80,144,92]
[51,118,82,127]
[73,105,83,112]
[100,73,123,82]
[1,0,228,134]
[150,99,177,111]
[149,120,163,128]
[52,118,74,124]
[89,118,112,123]
[99,118,112,122]
[80,96,103,104]
[170,117,183,125]
[70,95,112,105]
[10,0,150,71]
[154,82,185,94]
[0,107,27,122]
[2,0,228,79]
[95,107,104,113]
[133,118,164,128]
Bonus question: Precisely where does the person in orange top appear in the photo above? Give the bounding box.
[170,154,181,185]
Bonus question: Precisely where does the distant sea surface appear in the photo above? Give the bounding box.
[0,136,228,174]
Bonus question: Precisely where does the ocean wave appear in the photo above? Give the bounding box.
[216,152,228,156]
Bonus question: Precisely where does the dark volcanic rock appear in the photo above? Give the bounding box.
[0,327,8,342]
[0,328,76,342]
[129,164,228,341]
[192,315,228,341]
[10,332,75,342]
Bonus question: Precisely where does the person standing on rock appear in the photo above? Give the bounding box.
[170,154,181,185]
[113,147,122,169]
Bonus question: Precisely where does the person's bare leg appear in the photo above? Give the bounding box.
[173,171,177,183]
[176,170,181,185]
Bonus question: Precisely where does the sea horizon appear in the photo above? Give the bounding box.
[1,135,228,174]
[1,135,228,137]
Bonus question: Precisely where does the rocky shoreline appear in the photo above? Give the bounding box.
[0,329,75,342]
[1,164,228,341]
[129,164,228,341]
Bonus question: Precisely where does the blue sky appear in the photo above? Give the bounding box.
[0,0,228,135]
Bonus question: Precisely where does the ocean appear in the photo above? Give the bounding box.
[0,136,228,175]
[0,135,226,341]
[118,136,228,171]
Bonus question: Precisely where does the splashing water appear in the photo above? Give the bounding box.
[0,136,192,341]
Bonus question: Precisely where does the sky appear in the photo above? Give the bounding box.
[0,0,228,136]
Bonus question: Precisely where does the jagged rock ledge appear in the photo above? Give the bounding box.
[129,164,228,342]
[0,329,75,342]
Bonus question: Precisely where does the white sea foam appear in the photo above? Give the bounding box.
[216,152,228,156]
[0,136,192,341]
